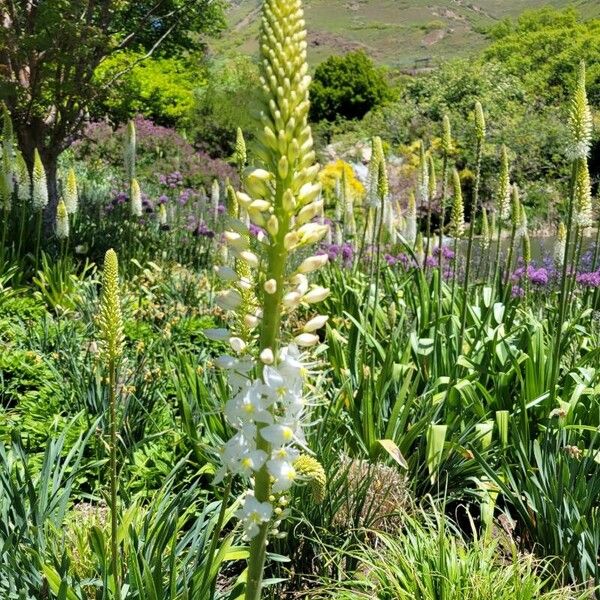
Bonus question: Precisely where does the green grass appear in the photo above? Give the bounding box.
[217,0,600,66]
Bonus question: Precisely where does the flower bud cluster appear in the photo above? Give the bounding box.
[208,0,329,543]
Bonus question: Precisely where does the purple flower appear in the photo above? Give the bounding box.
[425,255,437,268]
[576,270,600,288]
[512,285,525,298]
[434,245,455,261]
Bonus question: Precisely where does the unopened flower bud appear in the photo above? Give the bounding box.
[295,333,319,347]
[245,168,273,198]
[229,337,246,353]
[239,250,259,267]
[303,287,330,304]
[298,254,328,274]
[260,348,275,364]
[303,315,328,332]
[264,279,277,294]
[267,215,279,236]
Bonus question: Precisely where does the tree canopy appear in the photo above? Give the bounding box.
[0,0,225,215]
[484,8,600,105]
[309,50,391,122]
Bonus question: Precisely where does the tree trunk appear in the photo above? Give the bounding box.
[15,125,59,235]
[41,151,59,234]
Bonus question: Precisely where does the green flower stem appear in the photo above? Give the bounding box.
[433,151,449,367]
[493,216,503,293]
[0,204,8,270]
[549,160,579,407]
[458,138,483,358]
[501,222,517,307]
[245,180,291,600]
[108,356,121,600]
[34,209,42,271]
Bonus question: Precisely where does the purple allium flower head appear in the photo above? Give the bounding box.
[577,270,600,288]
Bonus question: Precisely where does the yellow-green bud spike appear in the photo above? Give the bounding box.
[554,221,566,267]
[374,137,388,200]
[32,149,48,210]
[442,115,452,154]
[417,140,428,204]
[226,184,239,219]
[568,61,593,161]
[55,199,69,239]
[124,120,137,180]
[1,150,12,210]
[130,178,142,217]
[522,231,531,266]
[64,168,78,215]
[366,137,381,208]
[450,168,464,239]
[574,158,593,228]
[427,154,437,199]
[98,249,125,364]
[294,454,326,504]
[403,190,417,245]
[158,203,167,227]
[415,230,424,257]
[474,101,486,141]
[497,145,511,221]
[15,151,30,202]
[236,127,247,170]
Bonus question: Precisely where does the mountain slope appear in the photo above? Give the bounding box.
[216,0,600,67]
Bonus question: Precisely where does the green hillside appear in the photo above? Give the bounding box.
[216,0,600,66]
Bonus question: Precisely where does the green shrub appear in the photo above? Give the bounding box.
[310,50,391,122]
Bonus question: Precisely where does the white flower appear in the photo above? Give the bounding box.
[271,445,300,463]
[263,365,303,410]
[225,380,274,426]
[260,424,296,448]
[267,459,297,492]
[279,344,304,378]
[215,355,255,393]
[236,494,273,540]
[219,424,263,476]
[297,254,328,274]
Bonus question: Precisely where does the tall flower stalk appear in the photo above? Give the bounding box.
[493,145,511,290]
[98,249,125,600]
[425,152,437,258]
[32,148,48,268]
[449,168,464,309]
[549,61,592,407]
[434,116,452,366]
[458,101,485,356]
[502,184,521,302]
[212,2,328,598]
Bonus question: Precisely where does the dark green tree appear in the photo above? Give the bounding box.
[0,0,224,220]
[310,50,390,122]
